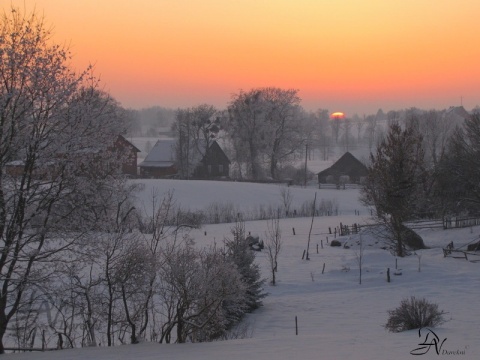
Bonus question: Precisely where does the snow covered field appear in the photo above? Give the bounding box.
[5,180,480,359]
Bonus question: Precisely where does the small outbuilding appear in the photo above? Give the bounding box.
[317,152,367,185]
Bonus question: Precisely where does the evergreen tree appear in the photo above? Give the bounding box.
[435,112,480,214]
[361,121,427,257]
[223,220,266,325]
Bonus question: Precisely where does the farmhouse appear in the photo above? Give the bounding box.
[5,135,140,178]
[139,139,230,179]
[317,152,367,185]
[114,135,141,176]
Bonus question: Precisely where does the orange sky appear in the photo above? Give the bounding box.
[6,0,480,115]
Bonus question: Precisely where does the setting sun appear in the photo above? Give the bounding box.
[331,112,346,119]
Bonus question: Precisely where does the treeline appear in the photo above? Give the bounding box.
[361,111,480,257]
[135,91,474,183]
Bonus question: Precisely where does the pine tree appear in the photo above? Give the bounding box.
[224,220,266,325]
[361,121,427,257]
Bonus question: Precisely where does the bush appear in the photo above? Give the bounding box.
[385,296,446,333]
[330,240,342,247]
[400,225,426,251]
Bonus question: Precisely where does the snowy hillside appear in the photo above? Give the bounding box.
[4,181,479,360]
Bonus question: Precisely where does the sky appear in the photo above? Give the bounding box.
[6,0,480,116]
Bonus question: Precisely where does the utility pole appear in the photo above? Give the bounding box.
[304,142,308,187]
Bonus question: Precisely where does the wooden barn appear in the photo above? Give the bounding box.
[317,152,367,185]
[193,141,230,179]
[138,139,178,178]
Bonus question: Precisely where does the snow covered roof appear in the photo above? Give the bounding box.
[139,139,176,168]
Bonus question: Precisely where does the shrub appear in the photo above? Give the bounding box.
[330,240,342,247]
[385,296,446,333]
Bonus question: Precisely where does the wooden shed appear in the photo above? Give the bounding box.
[317,152,367,185]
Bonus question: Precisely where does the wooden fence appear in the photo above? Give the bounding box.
[443,216,480,229]
[318,183,362,190]
[442,241,480,262]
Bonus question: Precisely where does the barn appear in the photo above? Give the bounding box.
[192,141,230,179]
[114,135,141,176]
[317,152,367,185]
[138,139,178,178]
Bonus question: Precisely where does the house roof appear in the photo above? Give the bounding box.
[117,135,141,152]
[317,152,367,178]
[201,141,231,164]
[139,139,176,168]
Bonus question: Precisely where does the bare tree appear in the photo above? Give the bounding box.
[226,88,306,180]
[265,215,282,285]
[354,114,364,143]
[341,117,353,151]
[226,90,266,179]
[329,112,343,145]
[354,234,365,285]
[173,105,220,179]
[418,110,453,168]
[279,186,293,217]
[158,243,245,343]
[364,115,377,151]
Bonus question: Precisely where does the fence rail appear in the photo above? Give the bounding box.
[317,183,362,190]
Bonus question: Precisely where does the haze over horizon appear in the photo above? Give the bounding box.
[7,0,480,115]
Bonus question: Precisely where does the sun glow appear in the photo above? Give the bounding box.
[330,112,346,119]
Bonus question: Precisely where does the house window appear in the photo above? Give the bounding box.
[219,164,224,174]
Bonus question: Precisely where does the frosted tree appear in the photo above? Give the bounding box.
[226,90,266,179]
[265,215,282,285]
[224,220,265,312]
[158,243,244,343]
[172,105,220,179]
[364,114,377,151]
[341,117,353,151]
[260,88,304,179]
[0,7,127,353]
[226,87,306,180]
[313,109,332,161]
